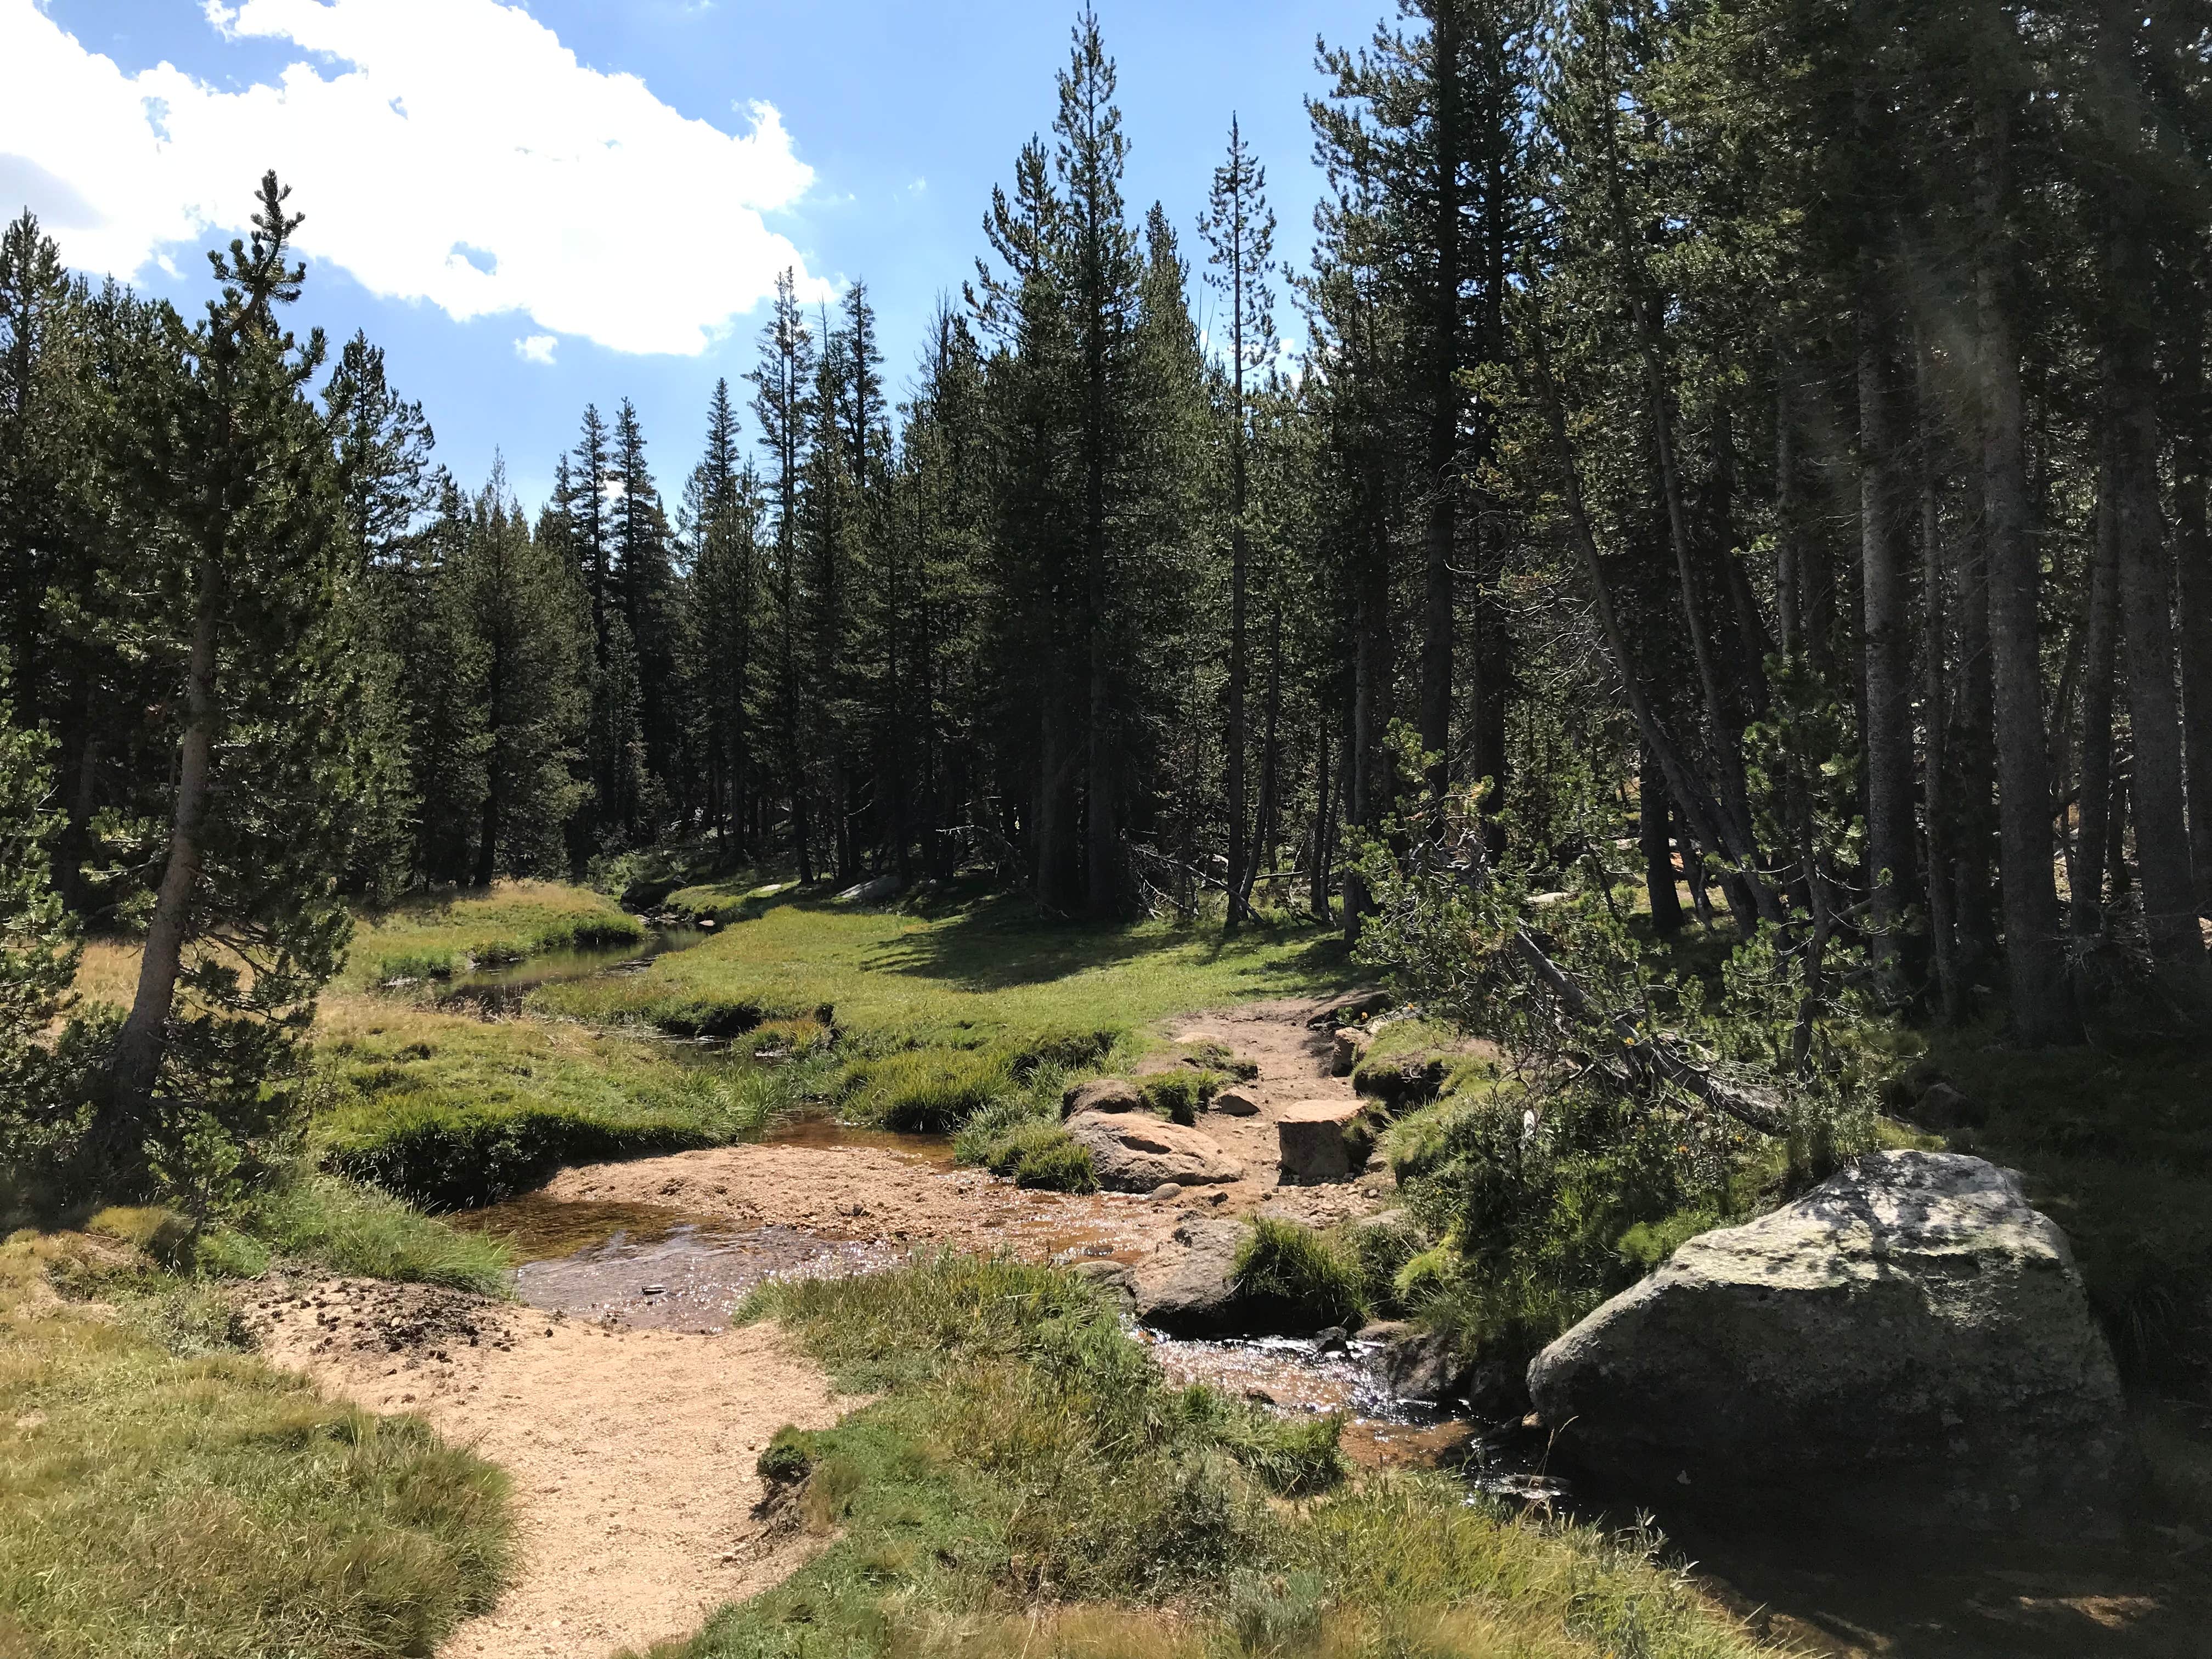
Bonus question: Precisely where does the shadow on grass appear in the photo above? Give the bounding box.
[854,890,1359,996]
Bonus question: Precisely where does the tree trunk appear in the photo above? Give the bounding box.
[2074,448,2122,938]
[1226,420,1250,929]
[2175,249,2212,906]
[1977,89,2078,1044]
[1531,321,1776,928]
[105,565,220,1131]
[1859,249,1918,970]
[1345,518,1391,946]
[1917,335,1961,1020]
[1640,742,1685,934]
[1420,5,1462,786]
[2105,199,2205,1002]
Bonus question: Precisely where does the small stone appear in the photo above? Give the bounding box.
[1210,1086,1262,1116]
[1149,1182,1183,1200]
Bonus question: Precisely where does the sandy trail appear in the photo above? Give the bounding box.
[245,1279,848,1659]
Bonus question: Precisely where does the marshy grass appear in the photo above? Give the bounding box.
[637,1255,1765,1659]
[0,1234,511,1659]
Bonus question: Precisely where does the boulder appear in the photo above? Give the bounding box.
[1277,1097,1372,1184]
[1330,1029,1371,1077]
[1909,1080,1989,1135]
[1361,1322,1527,1419]
[833,873,901,904]
[1527,1152,2134,1528]
[1060,1077,1143,1119]
[1134,1214,1326,1337]
[1064,1258,1137,1308]
[1209,1086,1262,1117]
[1064,1111,1242,1192]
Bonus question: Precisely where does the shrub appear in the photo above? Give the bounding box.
[1232,1216,1369,1329]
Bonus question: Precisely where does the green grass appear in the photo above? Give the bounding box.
[532,887,1357,1057]
[1232,1216,1370,1329]
[633,1256,1765,1659]
[310,991,794,1209]
[345,879,644,986]
[0,1234,511,1659]
[1351,1018,1499,1110]
[304,883,1355,1207]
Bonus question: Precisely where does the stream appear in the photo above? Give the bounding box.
[430,923,708,1014]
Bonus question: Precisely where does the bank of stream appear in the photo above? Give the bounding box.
[385,919,2212,1659]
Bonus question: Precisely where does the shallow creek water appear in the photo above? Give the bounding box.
[431,924,708,1014]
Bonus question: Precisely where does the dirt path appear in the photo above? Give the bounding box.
[540,994,1392,1273]
[244,1278,848,1659]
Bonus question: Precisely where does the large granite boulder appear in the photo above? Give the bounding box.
[1527,1152,2134,1527]
[1065,1111,1242,1192]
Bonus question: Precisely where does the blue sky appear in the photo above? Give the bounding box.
[5,0,1358,513]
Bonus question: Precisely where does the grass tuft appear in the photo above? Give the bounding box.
[1232,1216,1370,1330]
[650,1254,1765,1659]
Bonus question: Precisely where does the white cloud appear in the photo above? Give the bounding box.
[514,332,557,364]
[0,0,830,354]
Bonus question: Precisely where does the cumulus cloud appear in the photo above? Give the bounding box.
[514,333,557,364]
[0,0,829,354]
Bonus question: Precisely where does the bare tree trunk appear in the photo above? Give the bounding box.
[1952,455,2000,973]
[2106,198,2205,1002]
[2175,248,2212,906]
[2074,450,2122,938]
[106,566,219,1128]
[1310,720,1334,921]
[1977,89,2078,1044]
[1531,322,1778,929]
[1420,5,1462,786]
[1641,742,1685,934]
[1345,517,1392,946]
[1859,246,1918,971]
[1918,335,1962,1020]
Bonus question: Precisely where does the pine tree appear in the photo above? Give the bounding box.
[447,464,587,881]
[1199,115,1277,928]
[749,269,819,881]
[94,173,360,1181]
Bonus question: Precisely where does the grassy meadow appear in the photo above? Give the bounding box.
[533,878,1358,1051]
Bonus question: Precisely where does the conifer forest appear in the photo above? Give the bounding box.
[14,2,2209,1081]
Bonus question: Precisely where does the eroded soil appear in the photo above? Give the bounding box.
[244,1277,849,1659]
